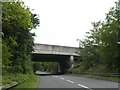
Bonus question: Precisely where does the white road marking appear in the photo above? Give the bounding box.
[52,75,58,78]
[60,77,65,80]
[52,75,92,90]
[78,84,92,90]
[0,87,2,90]
[66,79,74,84]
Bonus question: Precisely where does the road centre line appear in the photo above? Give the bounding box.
[52,75,92,90]
[66,79,74,84]
[60,77,65,80]
[78,84,92,90]
[56,76,65,80]
[52,75,58,78]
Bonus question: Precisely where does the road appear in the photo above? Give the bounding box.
[36,71,119,90]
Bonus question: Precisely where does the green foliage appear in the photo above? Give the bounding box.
[97,4,119,71]
[33,62,58,73]
[2,1,39,74]
[33,62,43,72]
[2,1,40,88]
[72,0,119,74]
[2,74,39,88]
[14,74,39,88]
[2,41,12,74]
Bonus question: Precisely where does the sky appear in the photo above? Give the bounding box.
[24,0,117,47]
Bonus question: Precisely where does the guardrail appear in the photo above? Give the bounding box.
[79,72,120,77]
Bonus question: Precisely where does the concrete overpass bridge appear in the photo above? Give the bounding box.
[32,43,79,74]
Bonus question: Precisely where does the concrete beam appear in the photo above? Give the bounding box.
[33,43,79,56]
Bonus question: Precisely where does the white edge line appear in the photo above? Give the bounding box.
[66,79,74,84]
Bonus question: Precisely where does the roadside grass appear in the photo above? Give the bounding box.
[2,74,40,89]
[66,73,120,83]
[14,74,40,88]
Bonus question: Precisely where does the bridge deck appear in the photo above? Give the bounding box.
[33,43,79,56]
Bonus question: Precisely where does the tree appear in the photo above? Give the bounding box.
[97,1,120,72]
[2,1,40,74]
[77,28,100,72]
[74,0,120,73]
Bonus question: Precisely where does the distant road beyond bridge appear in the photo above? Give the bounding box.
[32,43,79,74]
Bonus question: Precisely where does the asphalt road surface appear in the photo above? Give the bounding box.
[36,71,119,90]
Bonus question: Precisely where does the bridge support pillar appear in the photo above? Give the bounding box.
[70,56,74,69]
[57,61,69,74]
[57,63,61,73]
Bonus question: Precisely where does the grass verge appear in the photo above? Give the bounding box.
[14,74,40,88]
[2,74,40,89]
[65,73,120,83]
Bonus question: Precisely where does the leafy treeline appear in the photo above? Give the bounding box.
[72,0,120,73]
[33,62,58,74]
[2,1,39,75]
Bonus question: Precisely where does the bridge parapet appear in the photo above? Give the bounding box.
[33,43,79,56]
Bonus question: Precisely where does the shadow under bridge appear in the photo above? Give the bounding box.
[32,43,79,74]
